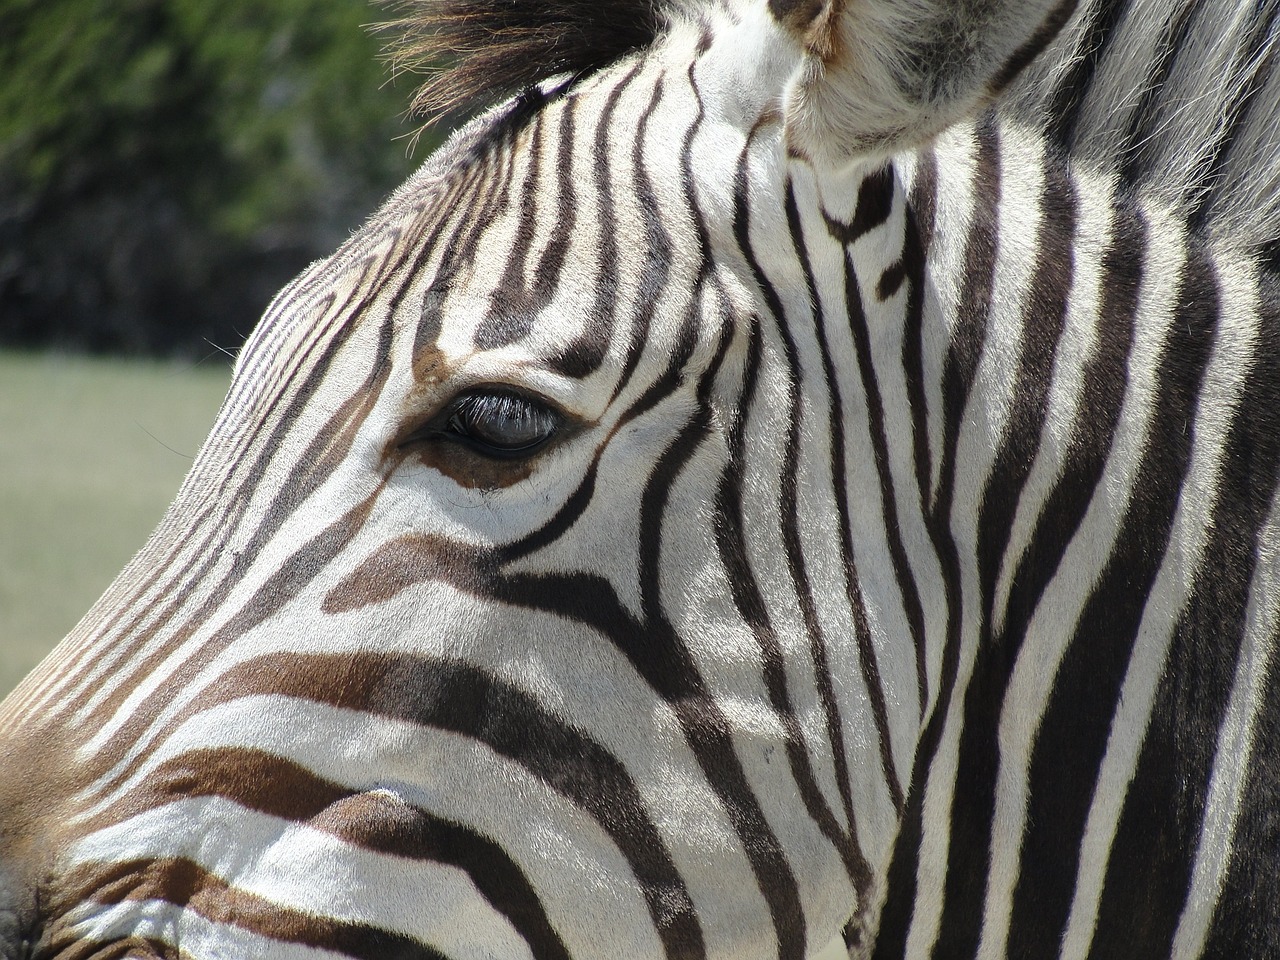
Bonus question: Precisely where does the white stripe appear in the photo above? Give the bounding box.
[1170,261,1274,960]
[63,897,352,960]
[71,798,534,960]
[1061,228,1256,960]
[907,119,1046,960]
[990,164,1117,636]
[974,161,1116,960]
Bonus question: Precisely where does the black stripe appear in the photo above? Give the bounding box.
[1203,540,1280,955]
[627,301,810,960]
[473,109,549,349]
[824,167,896,245]
[771,180,873,890]
[730,128,869,940]
[89,749,571,960]
[1009,235,1218,958]
[871,115,1003,960]
[408,168,499,355]
[69,856,447,960]
[1000,195,1146,958]
[827,180,932,721]
[198,654,707,960]
[1091,262,1280,959]
[476,87,583,351]
[936,148,1078,956]
[435,125,523,309]
[990,0,1081,93]
[548,63,643,377]
[324,791,570,960]
[532,92,578,299]
[1043,0,1136,153]
[613,73,673,403]
[903,149,936,513]
[788,178,904,819]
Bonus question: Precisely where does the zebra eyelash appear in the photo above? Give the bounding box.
[399,387,565,460]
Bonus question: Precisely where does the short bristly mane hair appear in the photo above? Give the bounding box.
[381,0,1280,254]
[380,0,665,127]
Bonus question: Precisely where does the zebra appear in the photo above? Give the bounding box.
[3,0,1280,955]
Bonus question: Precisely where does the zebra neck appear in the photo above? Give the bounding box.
[763,103,1217,852]
[795,101,1271,950]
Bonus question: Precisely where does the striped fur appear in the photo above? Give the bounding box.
[2,0,1280,958]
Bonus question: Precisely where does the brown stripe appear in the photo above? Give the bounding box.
[58,856,444,960]
[79,479,387,803]
[73,748,572,960]
[76,653,704,960]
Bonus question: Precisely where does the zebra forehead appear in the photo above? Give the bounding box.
[374,79,688,377]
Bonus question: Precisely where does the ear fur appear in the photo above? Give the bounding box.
[777,0,1079,166]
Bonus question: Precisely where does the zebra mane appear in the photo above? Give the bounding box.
[1003,0,1280,252]
[383,0,1280,253]
[380,0,663,126]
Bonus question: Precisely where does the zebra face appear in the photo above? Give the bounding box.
[246,64,864,960]
[20,0,1274,957]
[0,23,882,960]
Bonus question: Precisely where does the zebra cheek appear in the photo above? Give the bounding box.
[323,535,491,616]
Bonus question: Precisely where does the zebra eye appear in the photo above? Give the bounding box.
[436,389,561,459]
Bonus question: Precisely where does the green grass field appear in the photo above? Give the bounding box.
[0,351,231,697]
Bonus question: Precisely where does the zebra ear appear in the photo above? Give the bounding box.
[773,0,1078,164]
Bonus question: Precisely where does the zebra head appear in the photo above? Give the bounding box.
[8,0,1280,957]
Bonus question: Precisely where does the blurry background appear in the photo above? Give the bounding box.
[1,0,432,694]
[1,0,425,356]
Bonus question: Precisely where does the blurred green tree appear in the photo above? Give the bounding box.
[0,0,427,356]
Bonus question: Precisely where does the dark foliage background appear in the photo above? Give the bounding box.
[0,0,429,357]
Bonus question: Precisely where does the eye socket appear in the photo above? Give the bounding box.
[403,388,563,460]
